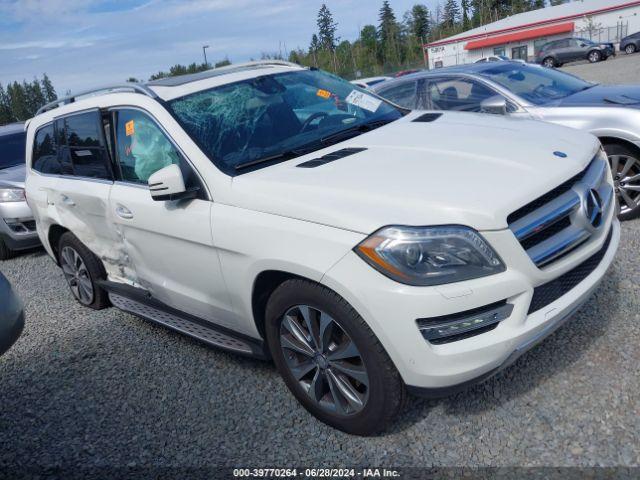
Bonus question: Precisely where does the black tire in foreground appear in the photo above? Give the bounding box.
[604,142,640,221]
[57,232,110,310]
[0,238,13,261]
[265,278,406,435]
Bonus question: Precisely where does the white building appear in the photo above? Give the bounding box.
[425,0,640,68]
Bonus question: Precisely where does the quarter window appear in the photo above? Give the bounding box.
[427,78,497,112]
[32,124,60,174]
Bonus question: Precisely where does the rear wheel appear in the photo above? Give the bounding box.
[58,232,110,309]
[542,57,556,68]
[265,279,405,435]
[625,44,637,55]
[604,142,640,221]
[588,50,602,63]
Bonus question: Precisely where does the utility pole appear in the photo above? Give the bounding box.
[202,45,210,67]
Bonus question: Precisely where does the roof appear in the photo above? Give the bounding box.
[426,0,640,47]
[465,21,574,50]
[0,122,25,135]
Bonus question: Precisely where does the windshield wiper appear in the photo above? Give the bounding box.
[234,118,395,171]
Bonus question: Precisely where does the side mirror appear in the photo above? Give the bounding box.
[480,95,508,115]
[580,43,587,47]
[148,164,198,201]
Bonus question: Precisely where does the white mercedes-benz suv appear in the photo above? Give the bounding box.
[25,61,619,435]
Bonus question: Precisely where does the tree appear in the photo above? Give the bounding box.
[407,4,430,40]
[532,0,546,9]
[24,79,45,116]
[317,4,339,51]
[378,1,402,65]
[461,0,471,30]
[549,0,566,5]
[214,57,231,68]
[0,84,15,125]
[442,0,460,29]
[41,73,57,102]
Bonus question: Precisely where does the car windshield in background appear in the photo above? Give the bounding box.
[478,63,594,105]
[0,132,26,170]
[168,69,402,173]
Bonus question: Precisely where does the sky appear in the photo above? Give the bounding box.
[0,0,436,95]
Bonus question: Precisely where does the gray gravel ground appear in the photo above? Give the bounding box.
[561,52,640,84]
[0,219,639,469]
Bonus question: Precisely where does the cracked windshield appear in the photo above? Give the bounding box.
[168,69,402,173]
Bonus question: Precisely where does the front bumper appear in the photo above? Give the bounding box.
[0,200,40,251]
[322,215,619,392]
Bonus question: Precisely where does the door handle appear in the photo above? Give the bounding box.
[115,205,134,220]
[60,194,75,207]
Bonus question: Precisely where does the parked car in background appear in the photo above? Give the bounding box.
[0,271,24,356]
[476,55,525,64]
[620,31,640,54]
[350,76,392,90]
[26,61,618,435]
[0,123,40,259]
[535,37,615,67]
[372,61,640,220]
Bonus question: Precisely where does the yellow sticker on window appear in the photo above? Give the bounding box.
[125,120,135,136]
[316,89,331,99]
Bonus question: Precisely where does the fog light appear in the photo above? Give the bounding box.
[417,302,514,344]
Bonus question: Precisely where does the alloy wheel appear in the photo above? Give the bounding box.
[60,246,94,304]
[610,154,640,214]
[543,58,554,68]
[279,305,369,416]
[625,45,636,54]
[589,51,600,62]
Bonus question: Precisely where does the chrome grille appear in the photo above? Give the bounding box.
[508,154,614,268]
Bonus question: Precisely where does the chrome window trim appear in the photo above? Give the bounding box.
[29,170,114,185]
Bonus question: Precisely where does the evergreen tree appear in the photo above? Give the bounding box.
[24,79,45,117]
[442,0,460,29]
[549,0,566,5]
[41,73,57,102]
[7,82,29,121]
[408,4,430,40]
[0,84,15,125]
[317,4,339,51]
[461,0,471,30]
[378,1,402,65]
[532,0,546,9]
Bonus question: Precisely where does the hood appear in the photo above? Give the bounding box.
[0,164,26,188]
[228,111,600,234]
[557,84,640,108]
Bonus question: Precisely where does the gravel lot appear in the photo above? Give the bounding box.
[562,52,640,84]
[1,219,639,470]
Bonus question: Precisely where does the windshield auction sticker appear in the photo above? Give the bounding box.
[345,90,382,112]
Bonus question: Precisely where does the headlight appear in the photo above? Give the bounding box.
[355,225,505,286]
[0,188,25,203]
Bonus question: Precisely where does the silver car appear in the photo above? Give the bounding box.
[0,123,40,259]
[372,62,640,220]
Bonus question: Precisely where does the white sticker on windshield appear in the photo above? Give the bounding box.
[345,90,382,112]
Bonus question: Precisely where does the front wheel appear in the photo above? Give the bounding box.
[604,143,640,221]
[625,44,637,55]
[588,50,602,63]
[265,279,405,435]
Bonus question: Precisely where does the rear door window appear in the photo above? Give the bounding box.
[427,77,497,112]
[60,111,112,179]
[32,124,60,174]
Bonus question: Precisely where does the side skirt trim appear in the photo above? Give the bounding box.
[99,281,268,360]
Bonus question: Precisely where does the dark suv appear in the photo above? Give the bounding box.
[620,31,640,55]
[536,37,615,67]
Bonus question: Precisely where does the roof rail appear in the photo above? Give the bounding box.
[35,83,158,116]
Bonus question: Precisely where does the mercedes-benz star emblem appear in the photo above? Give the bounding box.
[585,188,603,228]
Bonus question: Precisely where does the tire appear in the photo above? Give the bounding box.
[542,57,556,68]
[0,238,13,261]
[625,44,636,55]
[265,279,406,435]
[603,142,640,221]
[58,232,110,309]
[588,50,602,63]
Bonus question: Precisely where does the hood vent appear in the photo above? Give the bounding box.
[297,147,367,168]
[412,113,442,123]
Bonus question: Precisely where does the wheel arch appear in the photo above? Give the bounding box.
[598,136,640,159]
[47,224,70,264]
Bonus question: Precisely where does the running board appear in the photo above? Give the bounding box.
[100,282,267,359]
